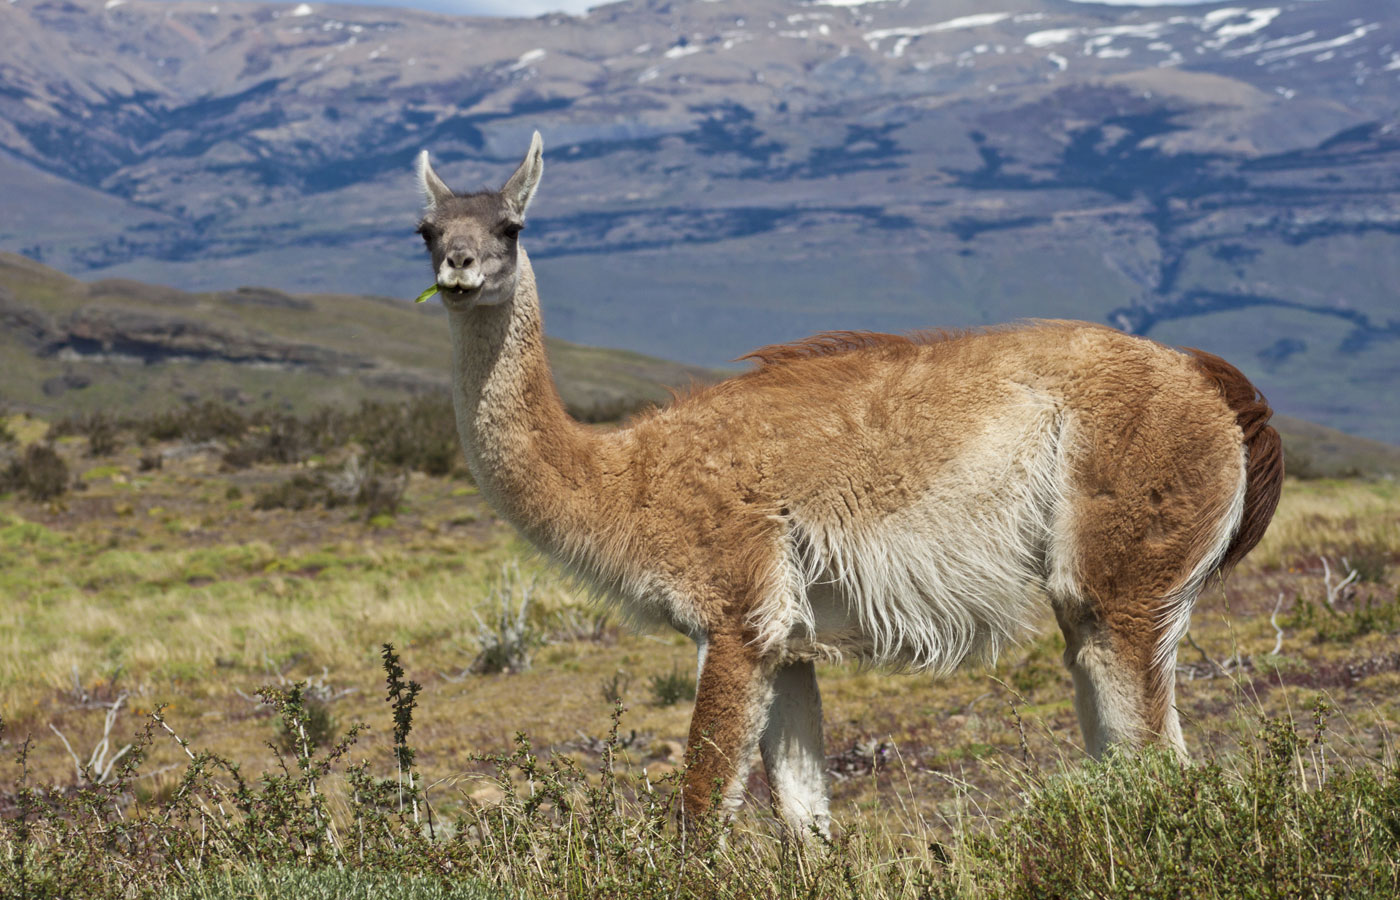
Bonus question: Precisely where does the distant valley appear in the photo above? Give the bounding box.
[0,0,1397,440]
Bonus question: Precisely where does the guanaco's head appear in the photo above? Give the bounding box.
[415,131,543,308]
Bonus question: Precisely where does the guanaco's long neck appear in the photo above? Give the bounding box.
[446,250,616,555]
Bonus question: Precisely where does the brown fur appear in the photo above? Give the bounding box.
[1184,347,1284,574]
[1037,327,1247,741]
[738,328,971,366]
[682,627,771,820]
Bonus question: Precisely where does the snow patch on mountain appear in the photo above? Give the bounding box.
[864,12,1012,57]
[509,48,545,71]
[1254,23,1378,63]
[1203,8,1281,48]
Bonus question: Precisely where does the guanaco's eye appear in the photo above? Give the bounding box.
[415,222,439,243]
[500,222,523,240]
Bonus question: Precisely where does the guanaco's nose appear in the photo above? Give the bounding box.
[445,251,474,269]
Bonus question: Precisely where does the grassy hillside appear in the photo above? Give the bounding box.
[0,251,720,421]
[1274,413,1400,480]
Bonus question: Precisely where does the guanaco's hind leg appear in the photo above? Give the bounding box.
[682,628,774,823]
[1052,600,1187,759]
[759,660,830,839]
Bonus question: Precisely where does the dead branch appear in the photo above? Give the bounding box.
[1321,556,1359,613]
[1269,592,1286,657]
[1184,631,1223,674]
[48,693,132,784]
[1179,632,1252,680]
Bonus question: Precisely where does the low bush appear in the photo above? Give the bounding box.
[253,459,406,520]
[1341,541,1393,584]
[328,456,407,519]
[34,388,651,483]
[46,411,121,457]
[648,665,697,707]
[126,395,466,478]
[1,443,69,500]
[86,413,121,457]
[567,395,655,425]
[273,696,338,756]
[252,473,333,512]
[138,400,249,444]
[599,669,634,705]
[962,702,1400,900]
[221,414,311,469]
[355,396,461,477]
[1286,589,1400,643]
[1282,445,1362,481]
[471,566,544,674]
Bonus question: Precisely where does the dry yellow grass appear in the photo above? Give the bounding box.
[1250,477,1400,568]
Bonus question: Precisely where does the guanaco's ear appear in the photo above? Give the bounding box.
[501,131,543,216]
[416,150,453,209]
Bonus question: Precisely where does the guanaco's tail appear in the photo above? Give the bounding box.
[1185,348,1284,574]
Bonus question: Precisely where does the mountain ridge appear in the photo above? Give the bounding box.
[1,0,1398,439]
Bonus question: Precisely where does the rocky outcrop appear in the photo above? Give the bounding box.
[54,307,369,370]
[0,290,371,372]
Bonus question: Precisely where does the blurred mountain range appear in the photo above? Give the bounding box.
[1,0,1397,441]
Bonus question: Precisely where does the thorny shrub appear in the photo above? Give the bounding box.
[46,411,122,457]
[252,473,336,512]
[138,400,249,445]
[568,395,655,425]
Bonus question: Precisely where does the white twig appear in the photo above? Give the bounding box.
[49,723,85,780]
[48,694,132,784]
[1269,592,1286,657]
[156,710,198,762]
[1321,557,1359,613]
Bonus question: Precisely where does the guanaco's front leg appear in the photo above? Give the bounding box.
[681,628,775,823]
[760,659,830,839]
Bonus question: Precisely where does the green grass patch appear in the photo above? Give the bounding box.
[80,465,125,482]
